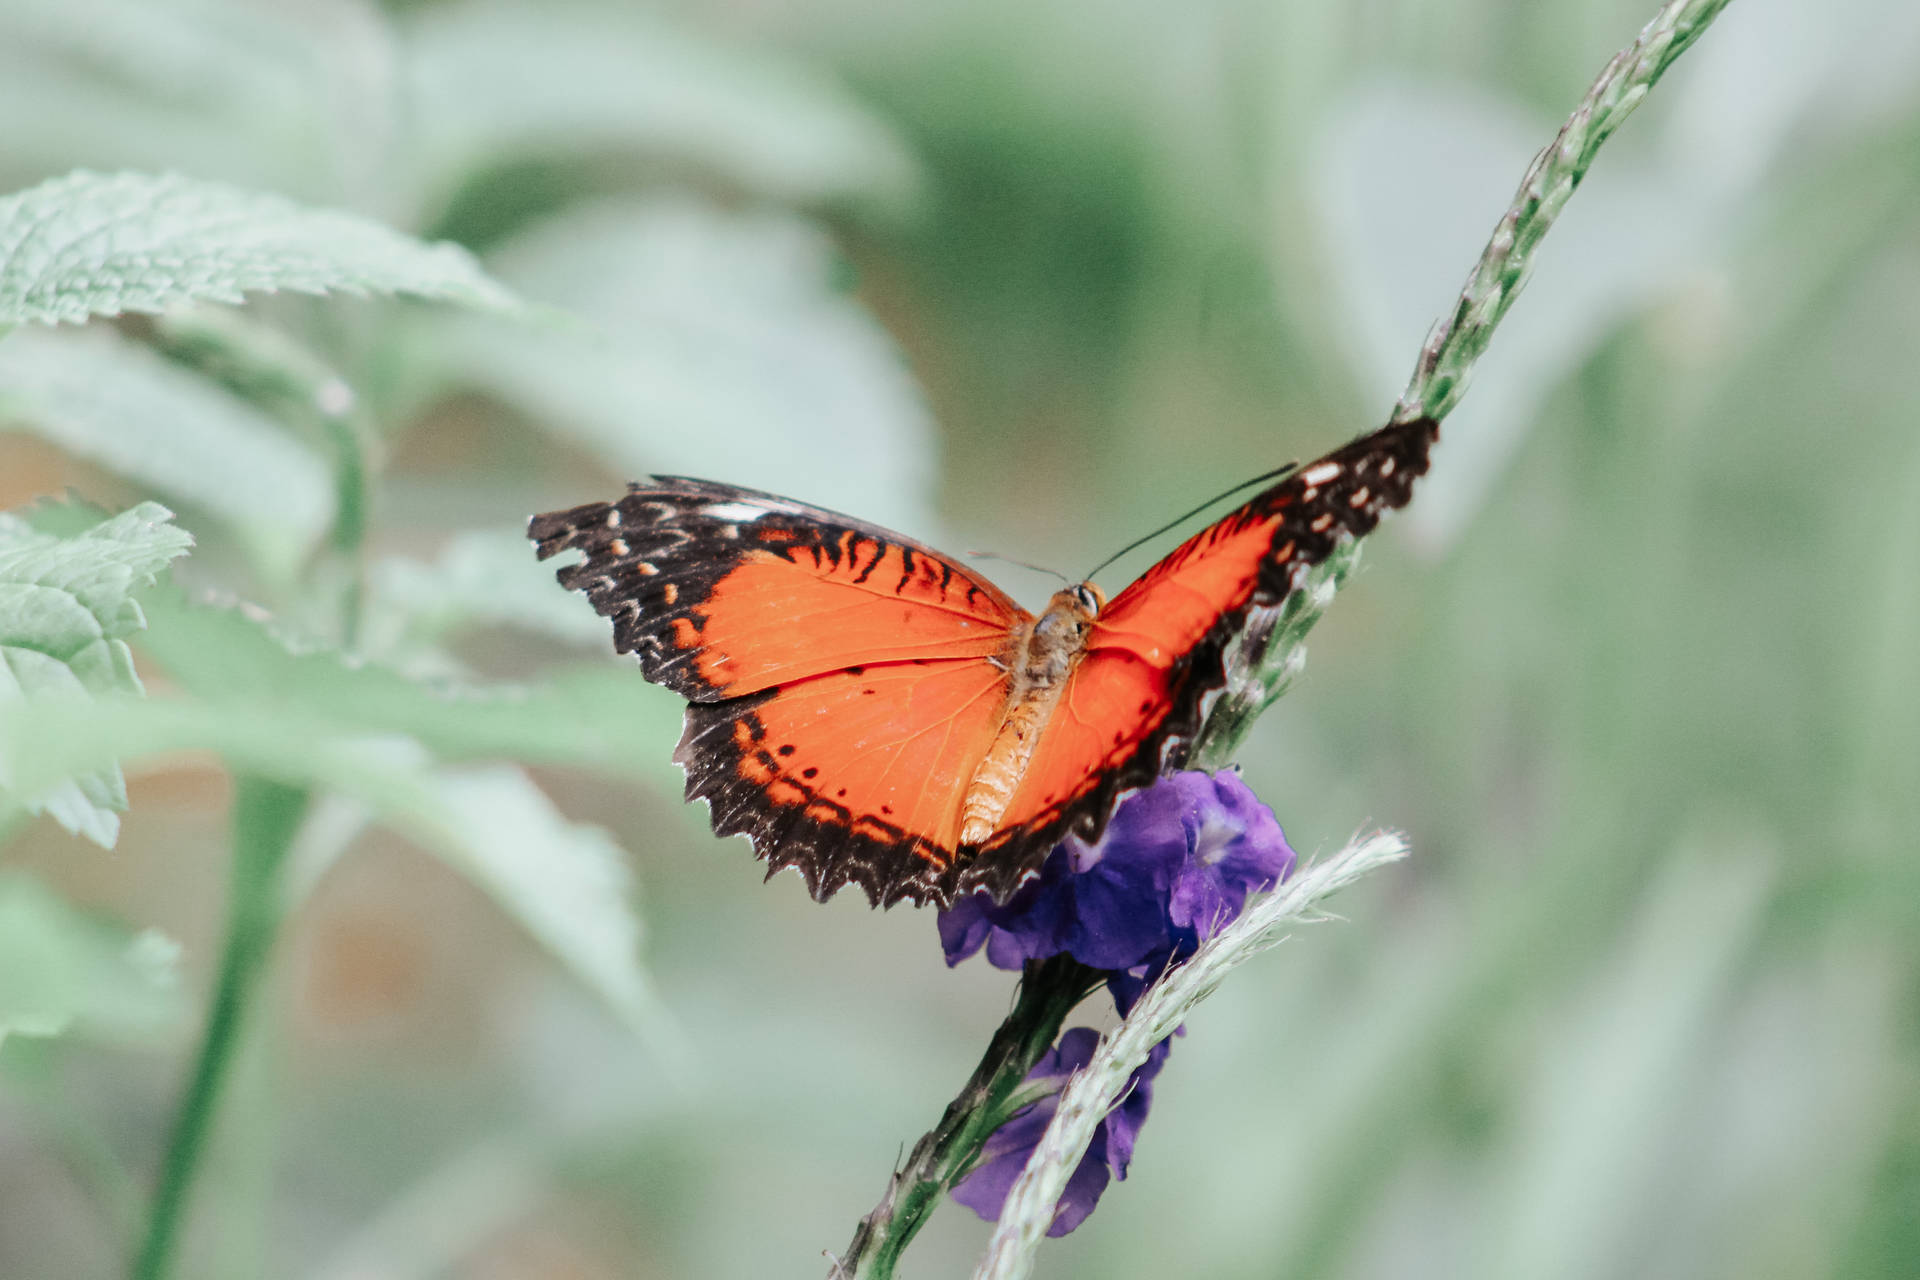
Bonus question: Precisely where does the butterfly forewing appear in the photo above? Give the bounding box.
[532,477,1030,905]
[529,477,1023,701]
[977,416,1440,883]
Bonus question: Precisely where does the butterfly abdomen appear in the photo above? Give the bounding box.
[958,585,1103,847]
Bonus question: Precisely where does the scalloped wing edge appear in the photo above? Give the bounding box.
[540,416,1437,910]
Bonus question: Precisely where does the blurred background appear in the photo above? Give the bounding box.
[3,0,1919,1276]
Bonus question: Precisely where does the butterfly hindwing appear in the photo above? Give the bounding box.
[680,658,1012,905]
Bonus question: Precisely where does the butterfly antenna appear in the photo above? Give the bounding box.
[965,549,1071,585]
[1082,461,1299,582]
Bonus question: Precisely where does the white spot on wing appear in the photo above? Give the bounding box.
[701,501,771,523]
[1301,461,1343,486]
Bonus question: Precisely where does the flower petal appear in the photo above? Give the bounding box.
[950,1028,1172,1237]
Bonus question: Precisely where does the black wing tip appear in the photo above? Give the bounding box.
[528,501,602,556]
[629,475,799,507]
[1363,414,1440,478]
[528,480,742,553]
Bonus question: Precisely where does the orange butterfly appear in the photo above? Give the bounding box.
[530,416,1437,908]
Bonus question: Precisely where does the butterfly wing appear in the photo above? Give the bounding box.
[530,477,1023,700]
[958,416,1439,901]
[530,478,1027,906]
[679,659,1016,904]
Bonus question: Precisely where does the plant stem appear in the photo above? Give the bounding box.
[962,0,1739,1272]
[142,307,376,644]
[829,956,1102,1279]
[131,776,309,1280]
[1200,0,1735,772]
[1393,0,1735,427]
[1189,542,1361,769]
[974,832,1410,1280]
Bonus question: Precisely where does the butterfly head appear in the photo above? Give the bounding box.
[1037,582,1104,633]
[1023,581,1106,679]
[1068,581,1105,616]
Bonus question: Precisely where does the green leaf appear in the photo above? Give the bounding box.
[0,873,184,1047]
[0,501,191,846]
[438,198,939,532]
[129,587,682,779]
[0,0,388,202]
[0,326,335,579]
[378,754,673,1043]
[0,707,675,1051]
[145,305,374,558]
[402,3,918,220]
[0,170,517,328]
[364,526,618,660]
[0,580,680,1044]
[268,737,675,1052]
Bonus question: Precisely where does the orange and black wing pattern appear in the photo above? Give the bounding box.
[529,478,1027,906]
[971,415,1440,892]
[531,416,1437,910]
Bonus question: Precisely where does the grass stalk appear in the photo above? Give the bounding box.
[130,777,308,1280]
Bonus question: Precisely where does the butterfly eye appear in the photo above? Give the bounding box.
[1072,583,1104,615]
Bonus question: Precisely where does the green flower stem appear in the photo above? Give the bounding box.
[829,955,1104,1280]
[131,776,309,1280]
[973,832,1410,1280]
[1198,0,1733,772]
[318,404,374,649]
[1189,542,1361,769]
[960,0,1736,1269]
[837,1,1734,1274]
[1393,0,1734,427]
[144,307,377,641]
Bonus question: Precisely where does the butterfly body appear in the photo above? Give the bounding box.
[531,416,1438,908]
[957,582,1104,847]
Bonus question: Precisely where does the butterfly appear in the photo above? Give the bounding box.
[529,415,1437,909]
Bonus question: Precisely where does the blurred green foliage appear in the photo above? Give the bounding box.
[1,0,1917,1277]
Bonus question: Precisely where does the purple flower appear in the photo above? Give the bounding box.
[950,1028,1173,1237]
[941,772,1292,1233]
[940,771,1294,994]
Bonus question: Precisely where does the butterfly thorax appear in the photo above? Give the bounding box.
[958,582,1107,848]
